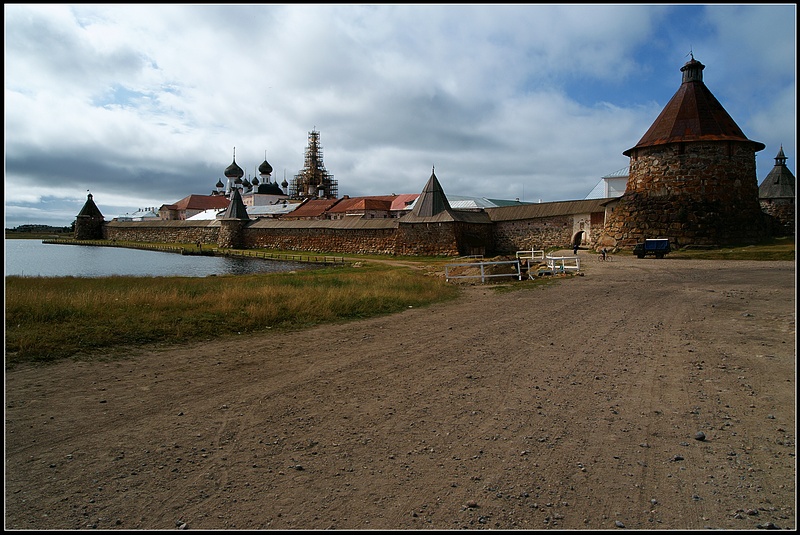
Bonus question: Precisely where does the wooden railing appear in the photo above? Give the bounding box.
[444,260,522,283]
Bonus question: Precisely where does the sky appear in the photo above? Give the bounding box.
[4,4,797,228]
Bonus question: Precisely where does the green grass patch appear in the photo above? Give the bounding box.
[5,263,459,367]
[668,236,795,261]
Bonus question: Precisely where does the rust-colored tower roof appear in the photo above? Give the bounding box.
[623,57,765,156]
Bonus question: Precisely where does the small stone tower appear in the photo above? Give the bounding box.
[74,192,105,240]
[758,146,795,235]
[600,56,770,248]
[217,188,250,249]
[397,167,493,256]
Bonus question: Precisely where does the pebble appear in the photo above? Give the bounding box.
[615,520,625,528]
[694,431,706,441]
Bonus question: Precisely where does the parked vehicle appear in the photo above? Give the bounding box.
[633,238,671,259]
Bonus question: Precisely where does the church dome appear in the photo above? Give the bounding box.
[225,160,244,179]
[259,158,273,176]
[224,148,244,179]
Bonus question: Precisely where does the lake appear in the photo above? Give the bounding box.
[4,239,320,278]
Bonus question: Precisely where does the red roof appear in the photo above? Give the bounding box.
[390,194,419,211]
[167,194,230,211]
[327,195,396,213]
[282,198,341,218]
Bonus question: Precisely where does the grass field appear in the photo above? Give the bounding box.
[4,236,794,367]
[5,262,459,367]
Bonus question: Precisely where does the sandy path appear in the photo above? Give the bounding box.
[5,252,795,530]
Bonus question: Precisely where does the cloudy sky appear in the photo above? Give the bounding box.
[4,4,796,227]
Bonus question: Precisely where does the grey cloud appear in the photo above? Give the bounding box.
[6,150,219,204]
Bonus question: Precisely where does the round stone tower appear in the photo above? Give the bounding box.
[74,192,105,240]
[600,57,771,248]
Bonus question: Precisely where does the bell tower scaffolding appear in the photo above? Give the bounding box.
[289,129,338,200]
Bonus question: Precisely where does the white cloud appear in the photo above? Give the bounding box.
[4,4,796,228]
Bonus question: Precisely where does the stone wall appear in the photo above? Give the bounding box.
[247,221,491,257]
[589,211,607,249]
[99,187,779,256]
[602,141,769,247]
[394,223,461,256]
[244,226,398,255]
[103,217,561,257]
[453,222,494,257]
[104,221,219,243]
[759,200,795,236]
[492,215,576,253]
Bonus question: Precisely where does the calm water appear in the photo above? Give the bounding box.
[4,240,319,278]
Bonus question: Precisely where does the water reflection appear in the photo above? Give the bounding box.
[4,240,320,278]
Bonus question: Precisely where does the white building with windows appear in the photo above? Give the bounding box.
[585,167,629,199]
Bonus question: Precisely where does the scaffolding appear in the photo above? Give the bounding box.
[289,130,338,200]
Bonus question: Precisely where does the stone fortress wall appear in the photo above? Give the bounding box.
[102,209,592,257]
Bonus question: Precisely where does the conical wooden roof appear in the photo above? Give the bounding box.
[77,193,104,219]
[401,168,492,224]
[410,168,451,217]
[759,146,796,199]
[222,188,250,220]
[624,57,765,156]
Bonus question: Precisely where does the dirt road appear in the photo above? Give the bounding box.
[5,252,795,530]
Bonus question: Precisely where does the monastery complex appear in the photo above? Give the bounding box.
[76,57,795,256]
